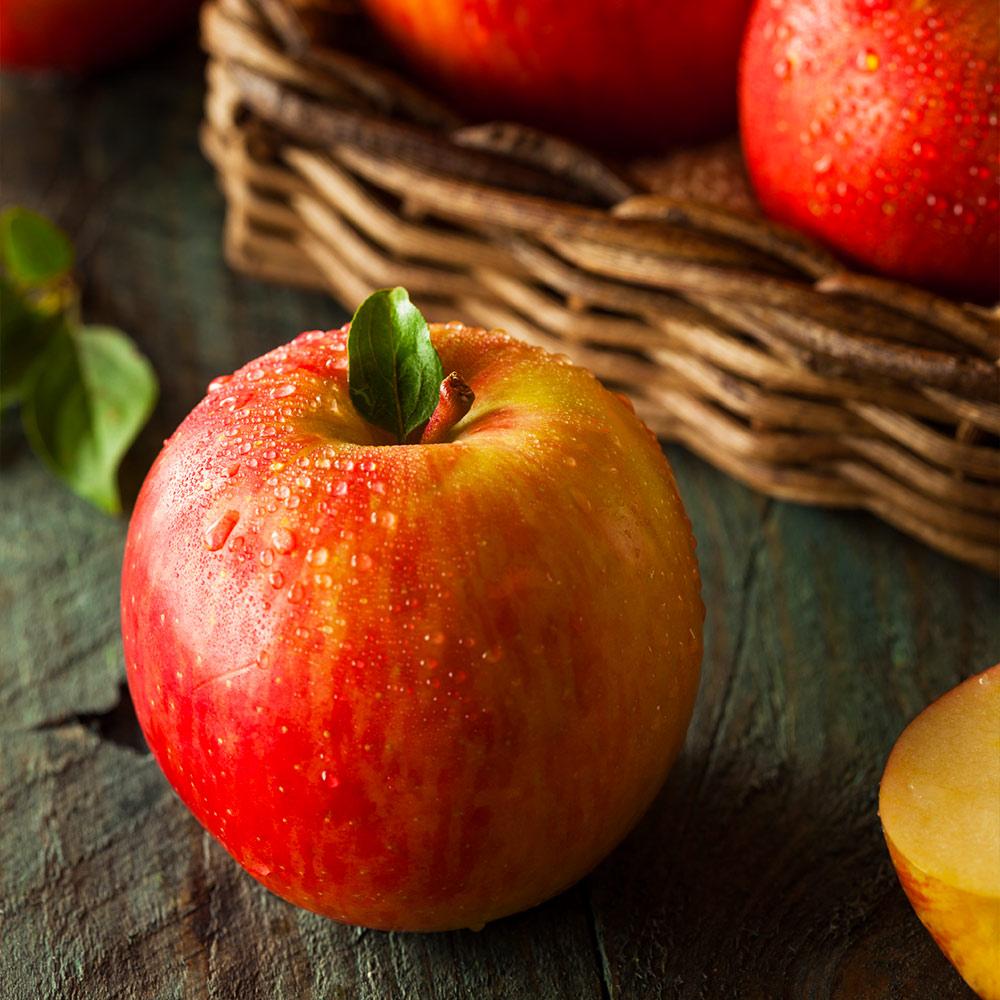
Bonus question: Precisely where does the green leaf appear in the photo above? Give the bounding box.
[348,287,444,442]
[0,207,74,285]
[22,325,158,514]
[0,277,64,407]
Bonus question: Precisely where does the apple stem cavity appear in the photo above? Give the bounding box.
[420,372,475,444]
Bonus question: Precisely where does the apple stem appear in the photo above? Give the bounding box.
[420,372,475,444]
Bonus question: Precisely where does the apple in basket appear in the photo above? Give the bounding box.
[740,0,999,302]
[0,0,200,73]
[121,288,703,930]
[879,663,1000,999]
[360,0,755,150]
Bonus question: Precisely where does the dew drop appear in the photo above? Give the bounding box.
[271,527,296,554]
[269,571,284,589]
[260,548,275,567]
[271,384,296,399]
[203,510,240,551]
[287,582,304,604]
[857,49,880,71]
[207,375,231,393]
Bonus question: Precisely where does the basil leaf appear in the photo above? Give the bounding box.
[22,325,158,514]
[348,287,444,442]
[0,207,74,285]
[0,277,63,408]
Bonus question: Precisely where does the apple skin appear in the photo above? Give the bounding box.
[884,835,1000,1000]
[0,0,201,73]
[360,0,754,151]
[121,323,703,931]
[740,0,999,302]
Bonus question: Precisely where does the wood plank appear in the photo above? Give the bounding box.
[0,453,127,729]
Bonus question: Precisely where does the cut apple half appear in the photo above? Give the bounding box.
[879,663,1000,999]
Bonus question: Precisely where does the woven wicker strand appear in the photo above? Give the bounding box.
[201,0,1000,573]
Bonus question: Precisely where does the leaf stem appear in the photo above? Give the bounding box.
[420,373,475,444]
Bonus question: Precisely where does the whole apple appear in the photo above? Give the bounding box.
[740,0,999,302]
[121,292,703,931]
[0,0,201,73]
[361,0,754,150]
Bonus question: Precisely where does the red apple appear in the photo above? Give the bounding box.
[360,0,755,150]
[121,301,703,931]
[0,0,201,73]
[740,0,999,302]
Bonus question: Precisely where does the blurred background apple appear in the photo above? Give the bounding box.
[0,0,202,73]
[740,0,999,302]
[361,0,755,151]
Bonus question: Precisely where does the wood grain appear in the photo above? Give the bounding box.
[1,38,996,1000]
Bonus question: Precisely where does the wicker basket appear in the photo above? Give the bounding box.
[200,0,1000,574]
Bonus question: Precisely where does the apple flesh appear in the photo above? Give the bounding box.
[361,0,754,151]
[121,323,703,931]
[740,0,999,302]
[879,664,1000,999]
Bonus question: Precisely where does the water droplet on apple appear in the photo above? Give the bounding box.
[308,546,329,567]
[271,527,296,554]
[287,582,304,604]
[203,510,240,551]
[268,571,284,589]
[271,384,296,398]
[260,548,275,567]
[857,48,880,71]
[207,375,231,393]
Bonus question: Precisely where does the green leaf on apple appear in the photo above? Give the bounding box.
[0,206,74,285]
[348,287,444,443]
[21,325,158,514]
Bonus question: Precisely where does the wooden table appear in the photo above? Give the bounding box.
[2,36,996,1000]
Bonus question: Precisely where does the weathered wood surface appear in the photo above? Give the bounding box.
[1,38,996,1000]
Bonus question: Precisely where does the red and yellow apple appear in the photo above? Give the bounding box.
[879,664,1000,999]
[121,314,703,930]
[0,0,201,73]
[740,0,999,302]
[361,0,754,150]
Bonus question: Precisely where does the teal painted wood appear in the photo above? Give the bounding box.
[1,38,996,1000]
